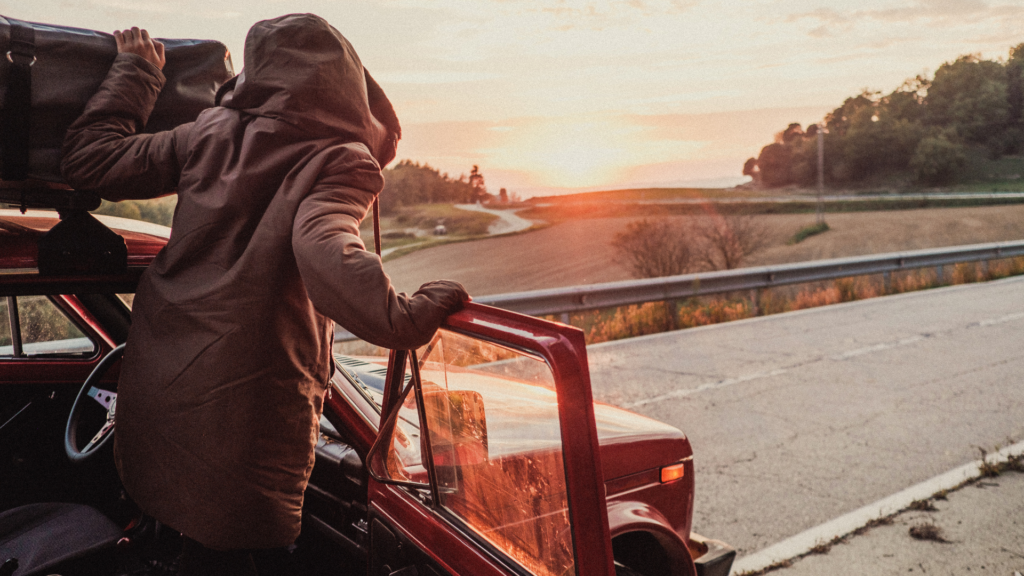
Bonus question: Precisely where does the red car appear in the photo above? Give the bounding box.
[0,208,734,576]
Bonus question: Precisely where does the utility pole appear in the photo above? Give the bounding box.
[816,127,825,226]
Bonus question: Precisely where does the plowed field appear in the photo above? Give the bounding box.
[383,205,1024,296]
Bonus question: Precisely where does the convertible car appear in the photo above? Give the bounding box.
[0,208,735,576]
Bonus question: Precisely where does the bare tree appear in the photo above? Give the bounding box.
[611,218,696,279]
[694,212,770,270]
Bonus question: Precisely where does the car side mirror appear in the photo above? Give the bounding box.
[421,387,488,470]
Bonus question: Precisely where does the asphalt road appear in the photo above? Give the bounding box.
[453,203,533,235]
[586,275,1024,561]
[776,469,1024,576]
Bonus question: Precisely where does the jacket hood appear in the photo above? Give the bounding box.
[220,13,400,164]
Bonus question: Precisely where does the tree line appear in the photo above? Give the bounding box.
[745,43,1024,187]
[379,160,490,213]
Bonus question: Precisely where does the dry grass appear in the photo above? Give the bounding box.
[579,256,1024,344]
[907,499,939,512]
[978,447,1003,478]
[908,522,948,542]
[974,447,1024,477]
[735,516,896,576]
[579,299,754,344]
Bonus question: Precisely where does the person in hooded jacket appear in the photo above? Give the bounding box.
[60,13,469,574]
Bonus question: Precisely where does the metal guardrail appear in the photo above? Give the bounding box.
[336,240,1024,341]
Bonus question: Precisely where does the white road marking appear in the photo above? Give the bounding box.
[619,308,1021,409]
[624,369,791,409]
[830,335,925,361]
[729,440,1024,575]
[978,311,1024,327]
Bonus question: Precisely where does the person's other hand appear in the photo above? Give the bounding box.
[114,27,166,71]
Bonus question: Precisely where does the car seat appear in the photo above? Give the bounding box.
[0,502,122,575]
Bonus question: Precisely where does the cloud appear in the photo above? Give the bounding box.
[460,0,699,31]
[787,0,1023,30]
[90,0,241,18]
[374,70,503,85]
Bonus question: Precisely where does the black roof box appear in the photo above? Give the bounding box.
[0,15,234,200]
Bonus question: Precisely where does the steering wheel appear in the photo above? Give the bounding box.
[65,343,125,462]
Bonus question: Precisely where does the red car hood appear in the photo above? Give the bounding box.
[594,402,691,481]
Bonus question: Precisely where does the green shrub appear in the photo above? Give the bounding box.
[788,221,830,244]
[911,136,968,185]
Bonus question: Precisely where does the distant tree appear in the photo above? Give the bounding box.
[835,90,926,180]
[781,123,805,144]
[469,165,487,202]
[380,160,476,212]
[93,196,177,227]
[1006,44,1024,153]
[693,212,770,270]
[910,135,968,185]
[824,93,875,138]
[611,219,697,279]
[756,143,792,187]
[499,187,508,203]
[745,42,1024,187]
[1009,44,1024,123]
[787,136,819,187]
[742,157,758,178]
[926,55,1009,153]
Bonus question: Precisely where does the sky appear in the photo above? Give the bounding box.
[7,0,1024,196]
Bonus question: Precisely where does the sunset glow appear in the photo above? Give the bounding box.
[10,0,1024,195]
[485,117,705,188]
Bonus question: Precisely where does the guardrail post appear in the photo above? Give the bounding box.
[750,288,760,316]
[883,271,892,294]
[935,265,944,285]
[982,260,990,279]
[666,300,678,331]
[560,312,570,325]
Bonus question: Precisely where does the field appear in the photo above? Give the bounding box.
[383,204,1024,296]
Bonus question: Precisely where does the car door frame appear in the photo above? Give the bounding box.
[366,301,616,576]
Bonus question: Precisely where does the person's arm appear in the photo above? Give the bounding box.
[61,27,191,200]
[293,155,468,350]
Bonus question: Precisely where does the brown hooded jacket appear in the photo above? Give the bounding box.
[61,14,466,550]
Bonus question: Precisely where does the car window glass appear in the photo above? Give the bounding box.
[384,363,426,484]
[0,299,11,356]
[116,294,135,310]
[17,296,96,357]
[417,329,573,576]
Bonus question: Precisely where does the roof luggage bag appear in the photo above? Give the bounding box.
[0,15,234,209]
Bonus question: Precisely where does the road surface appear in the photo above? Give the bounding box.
[586,275,1024,569]
[453,203,534,235]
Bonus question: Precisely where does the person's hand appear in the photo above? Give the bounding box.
[416,280,471,314]
[114,27,166,71]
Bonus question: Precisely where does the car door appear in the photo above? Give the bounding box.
[363,302,616,576]
[0,292,121,510]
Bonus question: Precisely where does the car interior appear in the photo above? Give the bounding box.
[0,290,388,576]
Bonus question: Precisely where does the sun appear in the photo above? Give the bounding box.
[495,119,632,188]
[486,116,704,189]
